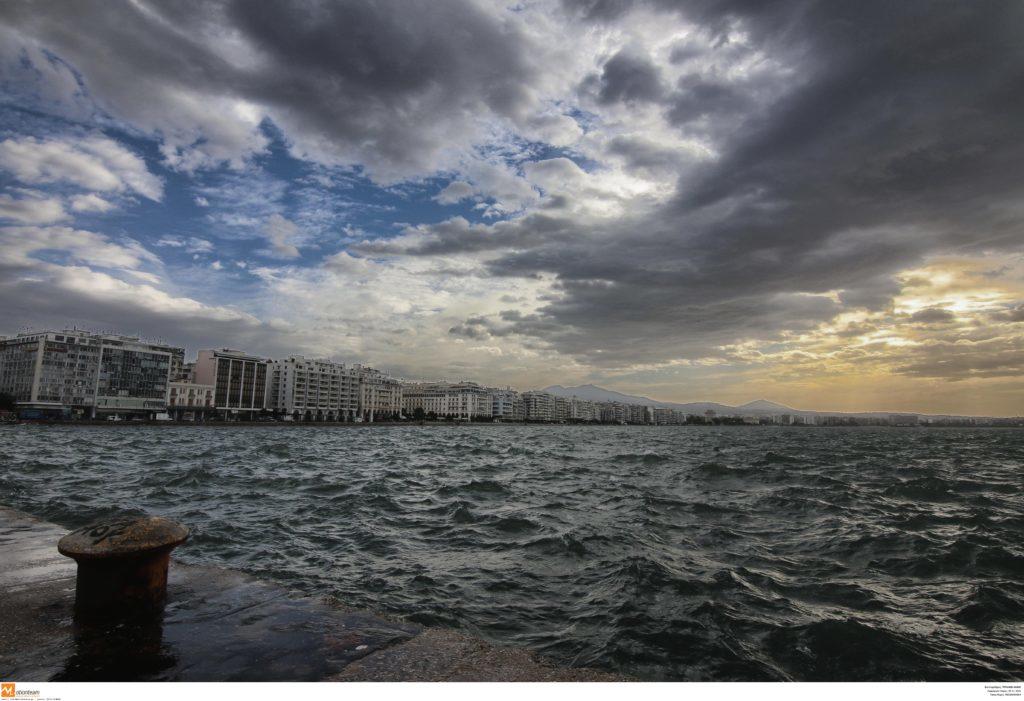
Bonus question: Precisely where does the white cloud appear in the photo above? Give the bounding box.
[69,193,115,213]
[435,180,476,205]
[0,135,163,200]
[262,214,301,259]
[155,236,214,254]
[0,191,68,224]
[0,225,156,271]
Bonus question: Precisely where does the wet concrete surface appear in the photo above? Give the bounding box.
[0,506,626,682]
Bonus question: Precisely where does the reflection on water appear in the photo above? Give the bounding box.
[56,615,176,681]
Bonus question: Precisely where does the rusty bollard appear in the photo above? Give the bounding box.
[58,517,189,619]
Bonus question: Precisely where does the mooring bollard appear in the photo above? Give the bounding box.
[57,516,189,618]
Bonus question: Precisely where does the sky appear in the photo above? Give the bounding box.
[0,0,1022,416]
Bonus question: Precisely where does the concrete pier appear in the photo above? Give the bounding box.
[0,506,626,682]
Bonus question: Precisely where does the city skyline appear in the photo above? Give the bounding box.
[2,2,1023,417]
[1,324,1019,420]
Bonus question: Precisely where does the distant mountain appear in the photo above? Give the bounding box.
[541,385,829,416]
[736,399,796,413]
[542,384,662,406]
[541,384,741,415]
[539,384,1009,420]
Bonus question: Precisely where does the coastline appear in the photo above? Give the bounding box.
[2,420,1015,428]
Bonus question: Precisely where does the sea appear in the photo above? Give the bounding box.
[1,424,1021,681]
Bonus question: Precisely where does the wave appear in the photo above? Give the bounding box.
[3,423,1023,681]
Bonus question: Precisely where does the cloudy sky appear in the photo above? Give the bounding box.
[1,0,1022,415]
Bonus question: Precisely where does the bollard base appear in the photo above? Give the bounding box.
[73,550,173,619]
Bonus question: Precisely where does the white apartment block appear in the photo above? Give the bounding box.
[569,397,599,422]
[628,404,653,424]
[653,407,685,425]
[0,330,179,418]
[402,381,492,419]
[491,388,523,421]
[522,391,554,422]
[553,395,571,423]
[355,365,403,421]
[267,356,359,421]
[599,402,629,423]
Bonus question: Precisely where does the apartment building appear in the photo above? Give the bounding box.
[0,330,179,418]
[491,388,523,422]
[167,381,215,420]
[599,402,628,424]
[553,395,571,423]
[628,404,653,425]
[194,349,268,419]
[522,391,554,422]
[355,366,402,421]
[267,356,359,421]
[569,397,599,422]
[402,381,492,419]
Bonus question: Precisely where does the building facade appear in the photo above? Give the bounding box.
[522,391,554,422]
[194,349,268,419]
[267,356,359,421]
[552,395,571,423]
[167,381,216,420]
[491,388,523,421]
[402,382,492,419]
[356,366,402,421]
[0,330,178,418]
[569,397,599,422]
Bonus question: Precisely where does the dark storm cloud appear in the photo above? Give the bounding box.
[456,1,1024,368]
[5,0,1023,377]
[667,75,751,126]
[592,49,665,104]
[606,135,686,176]
[908,308,956,324]
[991,305,1024,323]
[894,335,1024,380]
[354,214,580,258]
[0,0,537,177]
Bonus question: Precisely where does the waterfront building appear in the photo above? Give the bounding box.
[597,401,629,424]
[627,404,652,425]
[169,349,186,383]
[356,365,403,421]
[522,391,554,422]
[194,349,268,420]
[653,407,675,425]
[402,381,492,420]
[267,356,358,422]
[0,330,179,419]
[172,360,195,382]
[552,396,571,423]
[167,381,215,420]
[491,388,523,422]
[569,397,599,422]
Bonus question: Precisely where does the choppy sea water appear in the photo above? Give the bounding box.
[1,424,1022,681]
